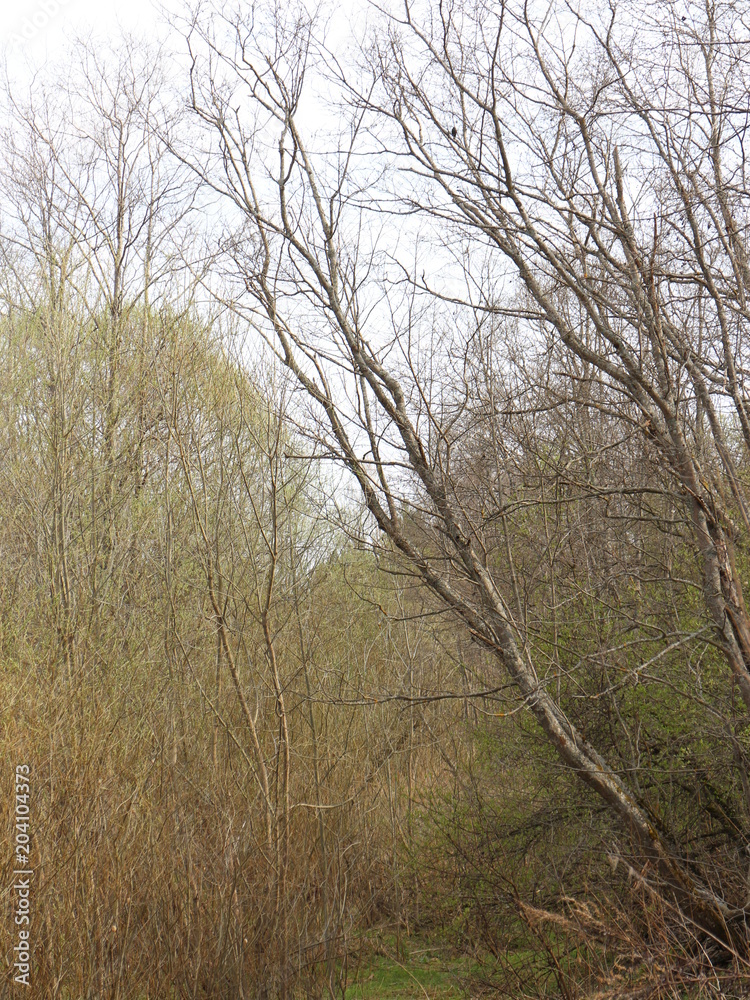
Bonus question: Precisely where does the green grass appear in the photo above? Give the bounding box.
[341,930,596,999]
[343,937,478,999]
[345,957,464,999]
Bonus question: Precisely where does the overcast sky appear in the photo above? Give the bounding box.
[0,0,170,62]
[0,0,362,88]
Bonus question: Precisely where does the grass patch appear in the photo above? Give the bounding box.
[344,936,480,999]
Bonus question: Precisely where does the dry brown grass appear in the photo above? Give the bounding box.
[0,649,412,1000]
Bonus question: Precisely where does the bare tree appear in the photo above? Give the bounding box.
[173,0,750,948]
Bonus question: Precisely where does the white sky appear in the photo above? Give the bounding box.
[0,0,363,85]
[0,0,171,61]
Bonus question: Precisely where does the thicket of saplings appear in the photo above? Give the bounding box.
[0,301,748,999]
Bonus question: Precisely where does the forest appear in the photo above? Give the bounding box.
[2,1,750,997]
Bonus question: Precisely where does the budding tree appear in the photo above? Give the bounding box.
[0,37,197,678]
